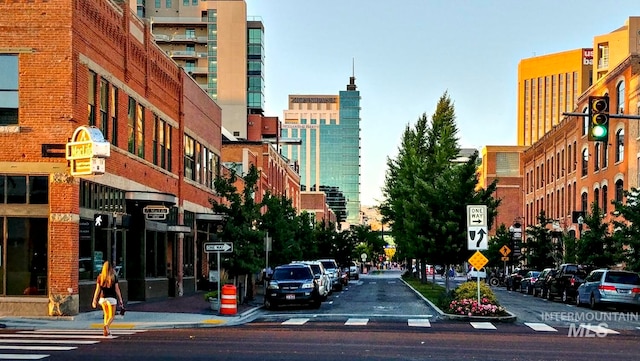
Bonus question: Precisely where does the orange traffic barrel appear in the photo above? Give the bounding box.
[220,284,237,315]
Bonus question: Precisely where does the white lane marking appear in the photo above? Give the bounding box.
[345,318,369,326]
[579,324,619,335]
[525,323,557,332]
[0,339,98,345]
[0,345,76,351]
[0,355,49,360]
[0,334,114,339]
[387,281,396,284]
[408,319,431,327]
[281,318,309,325]
[369,282,377,284]
[470,322,496,330]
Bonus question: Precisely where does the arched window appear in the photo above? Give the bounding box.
[602,185,608,214]
[616,80,625,113]
[594,143,601,171]
[615,129,624,162]
[581,192,588,211]
[594,188,600,209]
[581,149,588,177]
[615,179,624,203]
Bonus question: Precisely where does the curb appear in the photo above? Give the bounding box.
[400,278,517,323]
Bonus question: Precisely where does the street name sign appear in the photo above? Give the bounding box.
[204,242,233,253]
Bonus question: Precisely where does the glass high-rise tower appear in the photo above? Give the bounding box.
[282,77,361,225]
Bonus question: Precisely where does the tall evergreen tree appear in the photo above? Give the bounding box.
[576,202,617,268]
[523,211,556,269]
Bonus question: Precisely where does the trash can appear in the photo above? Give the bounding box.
[220,284,237,315]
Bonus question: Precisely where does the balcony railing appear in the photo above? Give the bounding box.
[154,34,208,43]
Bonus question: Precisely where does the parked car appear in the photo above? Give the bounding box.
[532,268,556,298]
[296,261,331,300]
[318,259,343,291]
[506,269,529,291]
[348,261,360,280]
[467,269,487,281]
[576,269,640,310]
[546,263,589,303]
[264,263,322,310]
[519,270,541,294]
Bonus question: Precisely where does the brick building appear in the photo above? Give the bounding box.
[0,0,226,316]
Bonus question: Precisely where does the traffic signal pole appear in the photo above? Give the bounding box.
[563,112,640,119]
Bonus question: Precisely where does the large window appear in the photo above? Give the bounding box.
[581,149,588,177]
[88,71,96,126]
[615,180,624,203]
[0,175,48,204]
[0,54,18,125]
[99,79,109,140]
[110,86,118,146]
[184,135,195,180]
[615,129,624,162]
[616,80,625,113]
[3,217,48,296]
[145,231,166,277]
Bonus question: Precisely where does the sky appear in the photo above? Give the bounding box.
[246,0,639,207]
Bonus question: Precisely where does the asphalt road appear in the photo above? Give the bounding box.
[30,323,640,361]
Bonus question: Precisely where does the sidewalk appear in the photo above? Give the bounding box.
[0,289,264,331]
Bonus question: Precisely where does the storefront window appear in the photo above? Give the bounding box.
[5,218,48,296]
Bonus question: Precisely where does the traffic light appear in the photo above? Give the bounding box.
[588,95,609,142]
[94,213,110,229]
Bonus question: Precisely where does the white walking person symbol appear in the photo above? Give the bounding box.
[95,215,103,227]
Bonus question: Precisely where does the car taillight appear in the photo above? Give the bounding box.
[570,277,575,286]
[531,278,537,283]
[598,285,616,291]
[632,287,640,293]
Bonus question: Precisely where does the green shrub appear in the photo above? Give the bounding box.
[453,281,499,305]
[204,290,218,301]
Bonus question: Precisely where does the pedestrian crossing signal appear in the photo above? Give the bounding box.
[94,213,110,229]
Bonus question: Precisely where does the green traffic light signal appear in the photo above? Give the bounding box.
[588,95,609,142]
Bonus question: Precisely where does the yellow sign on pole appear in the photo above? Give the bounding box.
[500,245,511,257]
[468,250,488,271]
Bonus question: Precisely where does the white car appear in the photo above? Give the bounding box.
[467,270,487,281]
[296,261,331,300]
[349,261,360,280]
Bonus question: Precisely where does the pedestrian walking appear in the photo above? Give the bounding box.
[91,261,124,336]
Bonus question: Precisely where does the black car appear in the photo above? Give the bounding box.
[264,263,321,310]
[506,269,530,291]
[532,268,557,298]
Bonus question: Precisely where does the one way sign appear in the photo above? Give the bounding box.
[204,242,233,253]
[467,205,488,250]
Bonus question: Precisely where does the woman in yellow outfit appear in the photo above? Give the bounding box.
[91,261,124,336]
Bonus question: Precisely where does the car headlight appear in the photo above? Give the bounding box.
[267,281,279,290]
[302,282,314,289]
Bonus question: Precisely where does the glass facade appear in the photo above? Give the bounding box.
[247,24,264,112]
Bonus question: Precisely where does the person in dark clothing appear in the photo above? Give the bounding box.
[91,261,124,336]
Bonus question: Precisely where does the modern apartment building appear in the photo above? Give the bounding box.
[517,48,592,146]
[147,0,254,139]
[281,77,362,225]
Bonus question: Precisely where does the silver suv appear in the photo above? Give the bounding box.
[318,259,343,292]
[297,261,331,300]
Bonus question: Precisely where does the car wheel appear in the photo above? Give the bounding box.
[264,298,276,311]
[589,294,598,310]
[489,277,499,287]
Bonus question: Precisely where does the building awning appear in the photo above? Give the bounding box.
[125,191,177,205]
[168,225,192,233]
[195,213,226,221]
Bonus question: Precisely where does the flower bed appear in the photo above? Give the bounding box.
[447,297,507,317]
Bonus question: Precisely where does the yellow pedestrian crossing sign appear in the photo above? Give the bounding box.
[500,245,511,257]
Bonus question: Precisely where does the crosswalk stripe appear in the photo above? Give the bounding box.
[579,324,619,335]
[408,319,431,327]
[281,318,309,325]
[345,318,368,326]
[0,355,49,360]
[18,330,141,335]
[0,345,76,351]
[525,323,557,332]
[0,339,98,345]
[0,334,113,339]
[470,322,496,330]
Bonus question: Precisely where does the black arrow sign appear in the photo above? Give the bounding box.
[475,229,486,247]
[472,218,482,224]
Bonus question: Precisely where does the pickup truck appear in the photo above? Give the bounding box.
[546,264,589,303]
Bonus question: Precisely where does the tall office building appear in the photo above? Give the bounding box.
[281,77,361,225]
[146,0,257,139]
[517,49,592,146]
